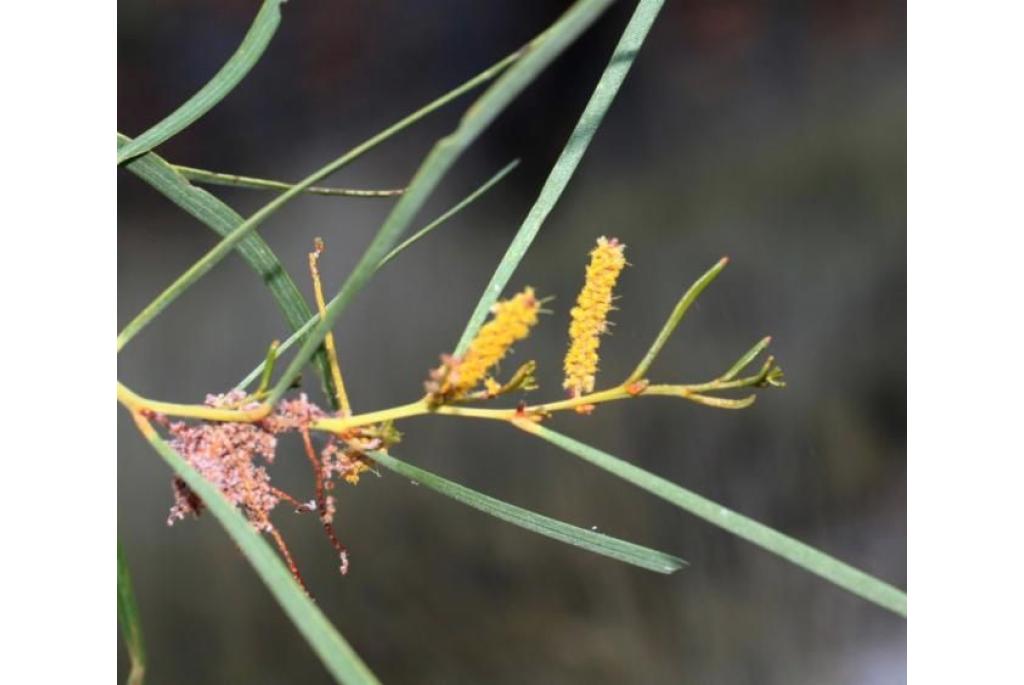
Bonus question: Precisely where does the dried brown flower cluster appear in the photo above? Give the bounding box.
[166,390,279,530]
[162,390,396,589]
[264,392,327,433]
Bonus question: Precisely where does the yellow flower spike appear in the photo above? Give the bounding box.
[563,237,627,408]
[444,287,540,397]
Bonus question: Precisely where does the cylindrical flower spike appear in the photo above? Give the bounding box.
[563,237,626,408]
[442,287,540,397]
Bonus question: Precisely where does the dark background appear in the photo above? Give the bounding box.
[118,1,906,683]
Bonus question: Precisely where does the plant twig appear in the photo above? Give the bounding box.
[309,239,352,416]
[119,345,783,434]
[268,528,310,596]
[172,165,405,197]
[300,430,349,574]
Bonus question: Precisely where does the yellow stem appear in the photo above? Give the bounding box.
[311,400,428,433]
[309,239,352,416]
[311,382,698,432]
[117,364,770,434]
[117,382,272,423]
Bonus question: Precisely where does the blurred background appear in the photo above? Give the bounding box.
[118,1,906,683]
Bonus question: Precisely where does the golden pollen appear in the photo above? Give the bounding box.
[563,237,626,402]
[445,287,540,397]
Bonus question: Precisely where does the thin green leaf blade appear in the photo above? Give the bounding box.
[378,159,520,268]
[135,421,380,685]
[720,336,773,382]
[520,422,907,617]
[368,450,685,574]
[626,256,730,383]
[455,0,667,355]
[173,165,404,198]
[118,133,340,409]
[269,0,616,403]
[117,0,285,164]
[117,541,146,685]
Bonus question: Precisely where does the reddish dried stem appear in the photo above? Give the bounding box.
[267,527,310,596]
[300,428,325,506]
[300,429,349,564]
[271,486,310,511]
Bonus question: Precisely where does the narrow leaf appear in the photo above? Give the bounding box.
[720,336,772,382]
[367,450,686,574]
[268,0,616,404]
[117,541,146,685]
[455,0,667,356]
[173,165,404,198]
[131,414,380,684]
[684,393,757,410]
[379,159,520,268]
[626,256,729,384]
[518,422,907,617]
[117,0,286,164]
